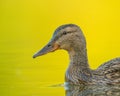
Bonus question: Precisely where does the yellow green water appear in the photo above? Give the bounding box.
[0,0,120,95]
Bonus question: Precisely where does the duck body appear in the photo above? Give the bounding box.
[65,57,120,85]
[33,24,120,85]
[92,58,120,85]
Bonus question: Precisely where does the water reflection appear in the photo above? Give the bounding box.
[65,84,120,96]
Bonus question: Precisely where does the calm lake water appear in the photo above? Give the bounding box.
[0,39,65,96]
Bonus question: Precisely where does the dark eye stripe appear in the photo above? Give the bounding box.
[57,31,76,40]
[63,31,67,35]
[53,30,77,41]
[62,31,76,35]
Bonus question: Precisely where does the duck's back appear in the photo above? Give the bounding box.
[93,58,120,85]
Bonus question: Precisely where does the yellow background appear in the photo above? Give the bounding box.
[0,0,120,95]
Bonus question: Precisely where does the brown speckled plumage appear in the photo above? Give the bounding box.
[92,58,120,85]
[33,24,120,85]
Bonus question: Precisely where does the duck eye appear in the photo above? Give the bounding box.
[47,44,51,47]
[63,31,67,35]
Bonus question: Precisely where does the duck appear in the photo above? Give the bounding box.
[33,24,120,85]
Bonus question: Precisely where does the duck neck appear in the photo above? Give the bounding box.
[66,45,92,84]
[69,47,89,68]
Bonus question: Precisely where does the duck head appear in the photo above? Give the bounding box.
[33,24,86,58]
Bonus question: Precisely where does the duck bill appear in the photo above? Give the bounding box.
[33,43,60,58]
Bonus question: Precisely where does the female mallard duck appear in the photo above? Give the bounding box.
[33,24,120,85]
